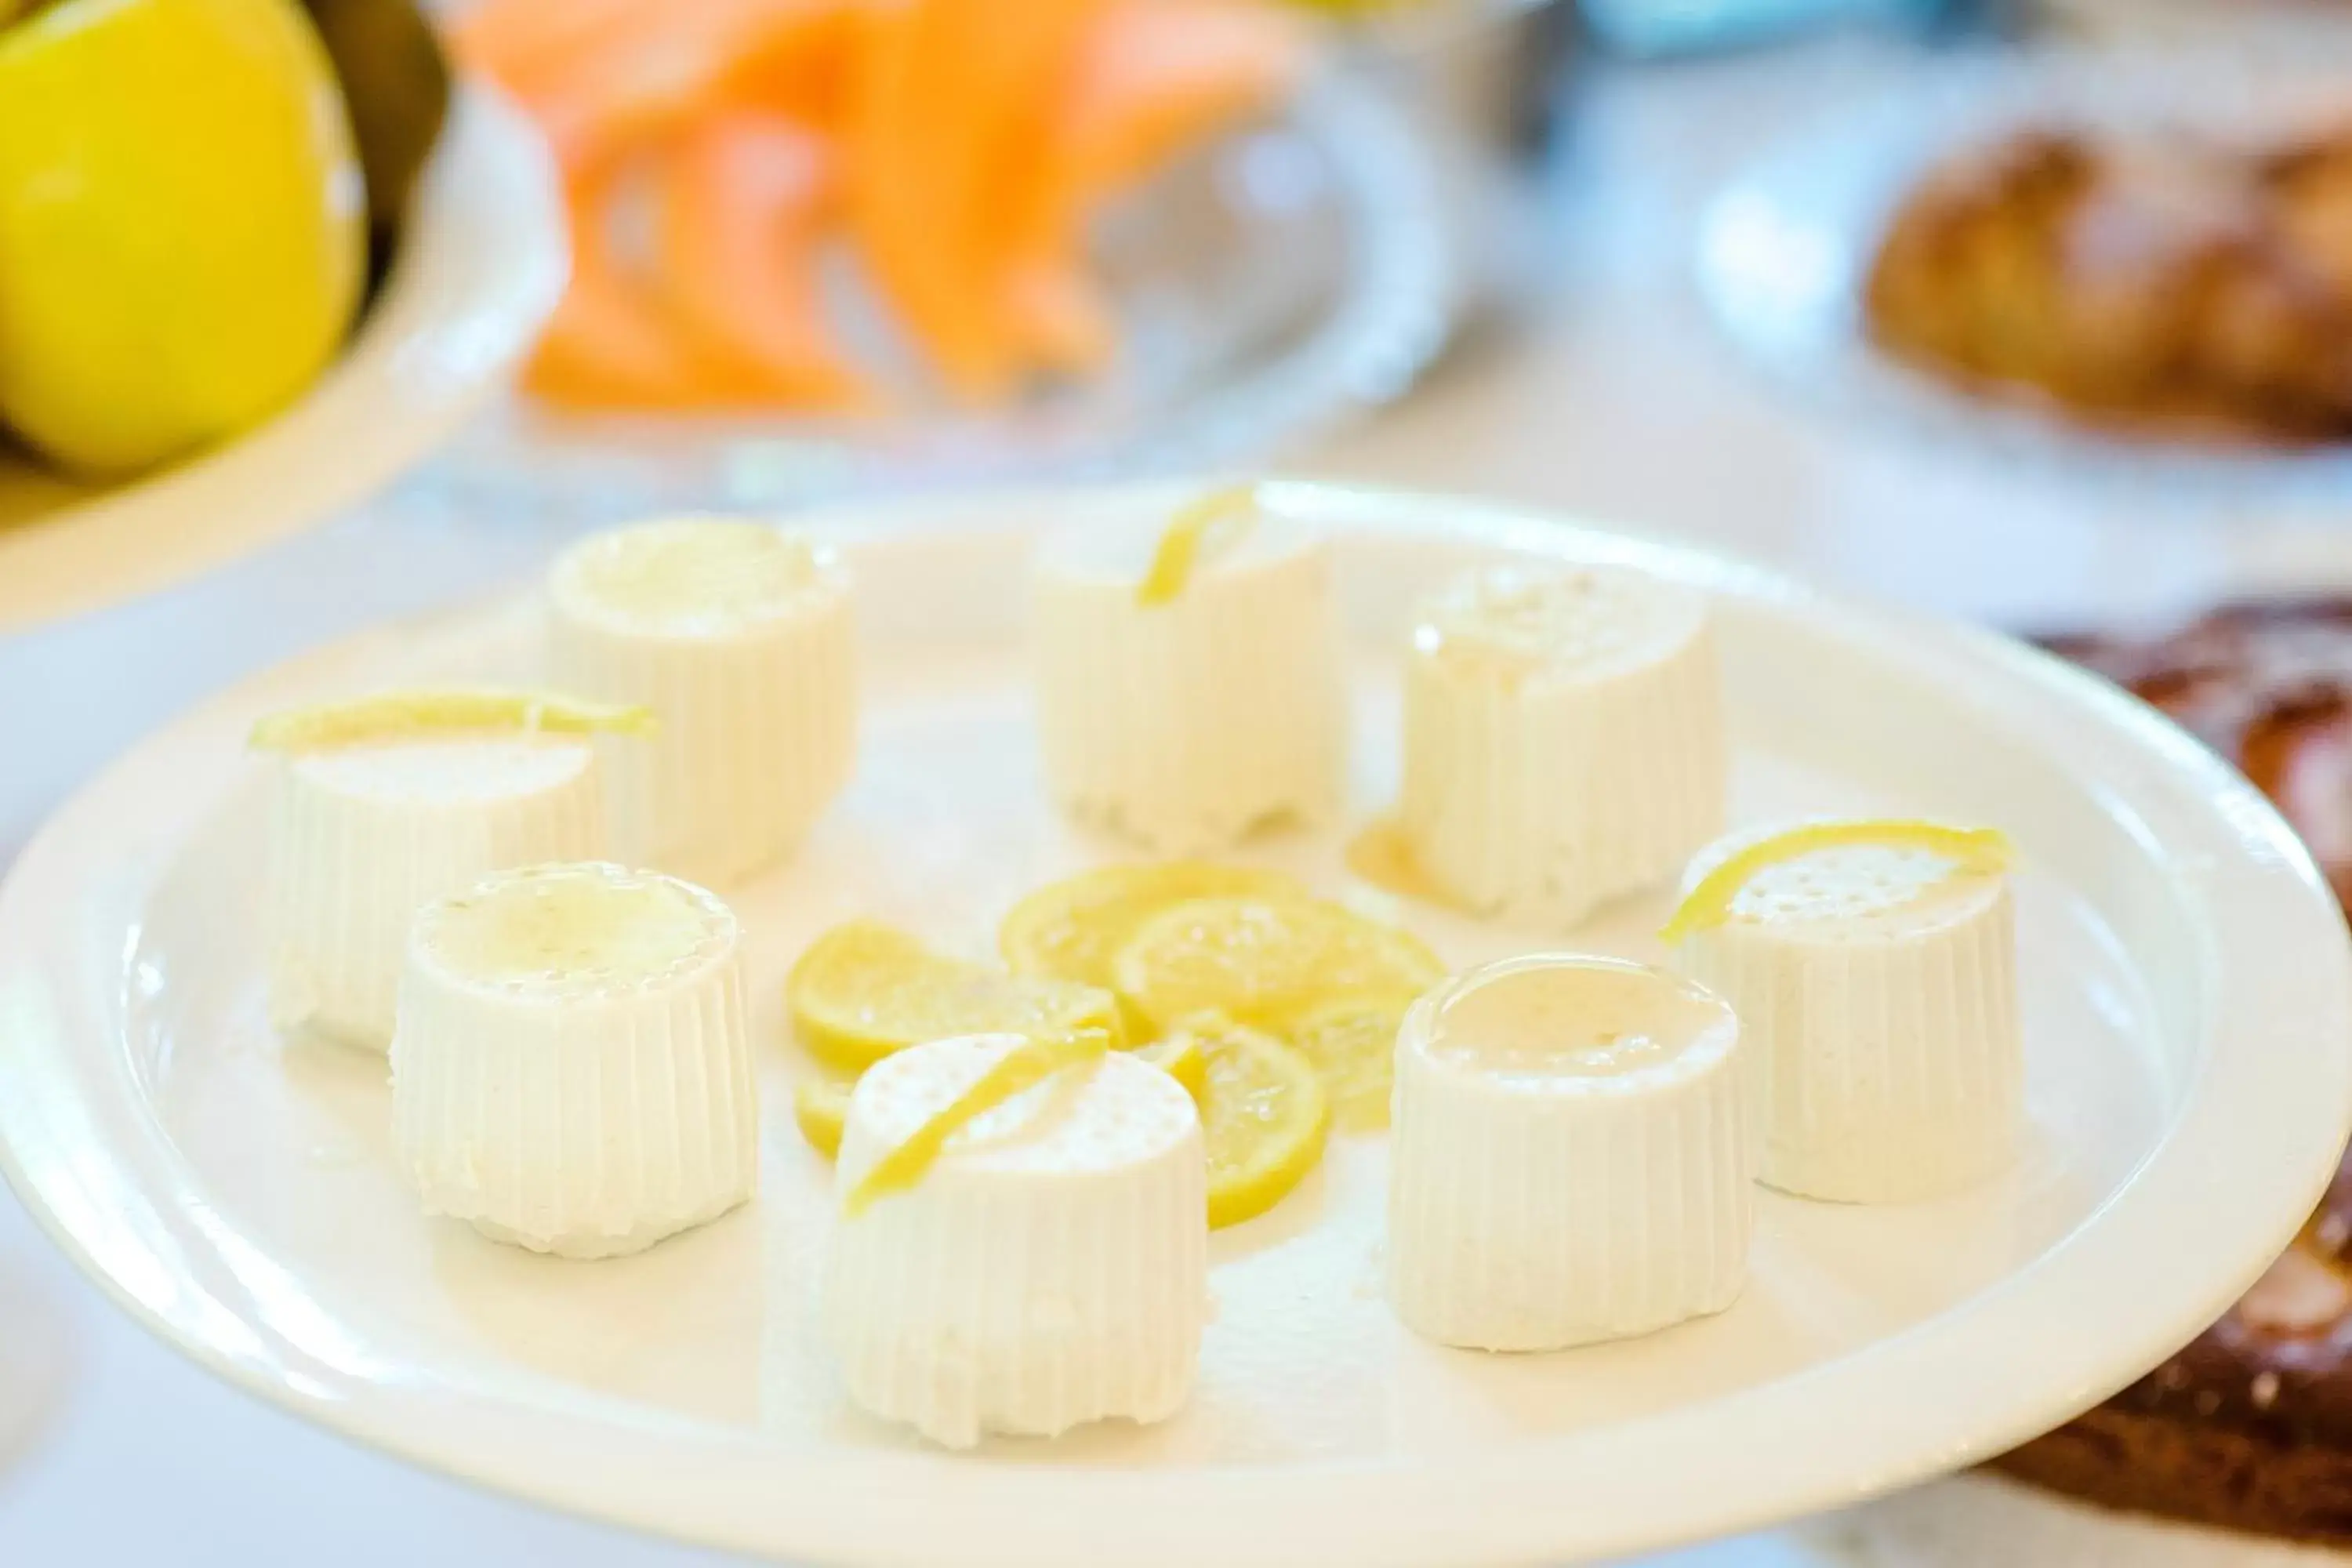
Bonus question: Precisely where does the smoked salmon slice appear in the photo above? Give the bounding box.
[470,0,1311,410]
[997,0,1302,376]
[525,171,773,410]
[1062,0,1306,190]
[657,112,867,410]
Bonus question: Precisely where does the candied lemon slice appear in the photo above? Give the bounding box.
[1134,484,1259,606]
[250,688,653,752]
[1290,997,1406,1132]
[1137,1034,1207,1104]
[1660,819,2013,945]
[793,1076,855,1159]
[1000,861,1308,992]
[844,1030,1111,1215]
[1114,895,1444,1036]
[1175,1014,1329,1229]
[788,919,1123,1070]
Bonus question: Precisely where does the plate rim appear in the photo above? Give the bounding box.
[0,85,567,636]
[2,481,2346,1567]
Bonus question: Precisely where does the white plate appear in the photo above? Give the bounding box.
[0,86,565,635]
[0,483,2346,1568]
[1693,48,2352,504]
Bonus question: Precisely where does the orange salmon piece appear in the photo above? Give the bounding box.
[656,111,867,410]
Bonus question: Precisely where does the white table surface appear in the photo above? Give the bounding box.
[8,30,2352,1568]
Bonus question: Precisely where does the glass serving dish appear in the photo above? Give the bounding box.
[1694,45,2352,505]
[439,62,1460,521]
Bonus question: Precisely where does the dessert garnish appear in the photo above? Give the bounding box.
[249,688,652,752]
[1661,819,2012,943]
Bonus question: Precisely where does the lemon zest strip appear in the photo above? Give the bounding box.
[844,1029,1112,1215]
[1135,485,1259,607]
[250,688,655,753]
[1660,820,2012,946]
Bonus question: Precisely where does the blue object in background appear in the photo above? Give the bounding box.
[1581,0,1961,56]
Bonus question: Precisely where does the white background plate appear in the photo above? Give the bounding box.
[0,88,565,635]
[0,485,2346,1567]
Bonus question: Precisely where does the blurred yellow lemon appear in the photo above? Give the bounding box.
[0,0,365,474]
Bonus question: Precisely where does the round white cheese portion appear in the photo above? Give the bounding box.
[824,1034,1207,1448]
[1388,954,1753,1352]
[267,735,606,1051]
[1671,827,2024,1203]
[1033,502,1345,852]
[548,517,855,889]
[391,862,757,1259]
[1400,562,1725,925]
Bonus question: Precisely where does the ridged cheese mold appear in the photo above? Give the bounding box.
[823,1033,1207,1447]
[1033,494,1345,852]
[1668,821,2023,1203]
[267,735,605,1050]
[392,862,757,1259]
[548,517,855,888]
[1388,954,1753,1352]
[1399,563,1725,924]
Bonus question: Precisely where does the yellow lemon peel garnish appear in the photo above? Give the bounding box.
[843,1030,1112,1216]
[797,1036,1201,1163]
[1660,820,2013,945]
[1135,485,1259,606]
[249,689,654,752]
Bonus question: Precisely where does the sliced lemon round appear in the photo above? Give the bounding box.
[249,688,654,753]
[792,1076,855,1159]
[999,861,1308,1004]
[1182,1014,1329,1229]
[1290,997,1406,1132]
[787,919,1123,1071]
[1113,895,1444,1036]
[1661,820,2013,944]
[1134,484,1259,606]
[1135,1033,1207,1105]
